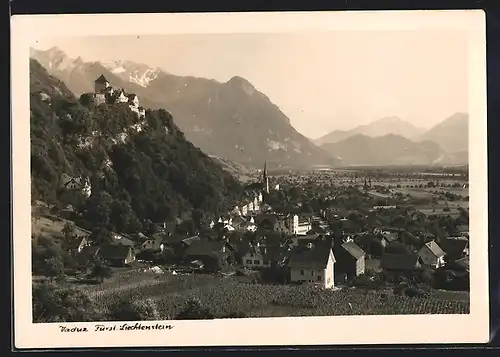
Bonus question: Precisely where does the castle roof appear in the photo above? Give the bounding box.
[95,75,109,83]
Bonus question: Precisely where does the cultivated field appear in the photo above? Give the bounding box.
[54,271,470,320]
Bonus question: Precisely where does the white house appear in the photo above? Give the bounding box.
[418,240,446,269]
[288,215,312,235]
[288,242,336,289]
[61,173,91,198]
[242,243,269,269]
[218,216,232,226]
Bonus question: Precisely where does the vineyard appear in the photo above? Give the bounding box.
[75,274,469,319]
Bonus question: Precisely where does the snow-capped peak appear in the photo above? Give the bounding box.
[99,60,161,87]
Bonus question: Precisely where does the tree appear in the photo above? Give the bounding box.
[32,281,100,323]
[62,221,75,240]
[32,235,67,278]
[175,298,214,320]
[89,227,114,245]
[108,298,161,321]
[88,259,113,283]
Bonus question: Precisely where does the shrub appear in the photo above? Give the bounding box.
[32,281,101,323]
[108,298,161,321]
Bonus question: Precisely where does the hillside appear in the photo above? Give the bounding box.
[315,116,425,146]
[30,47,341,170]
[418,112,469,153]
[30,58,243,234]
[321,133,444,166]
[210,156,258,183]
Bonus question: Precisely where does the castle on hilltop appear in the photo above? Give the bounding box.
[80,74,146,117]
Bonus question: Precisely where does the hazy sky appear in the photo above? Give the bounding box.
[33,31,468,138]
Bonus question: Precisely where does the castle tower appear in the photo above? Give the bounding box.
[94,74,110,93]
[263,161,269,193]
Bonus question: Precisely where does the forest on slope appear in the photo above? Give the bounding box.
[30,58,243,235]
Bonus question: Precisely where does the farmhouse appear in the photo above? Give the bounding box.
[184,240,230,272]
[417,240,446,269]
[97,245,136,267]
[141,234,164,252]
[61,173,91,198]
[439,236,469,262]
[64,236,90,254]
[241,243,269,269]
[288,242,336,289]
[333,240,366,281]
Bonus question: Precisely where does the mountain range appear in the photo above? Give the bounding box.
[30,46,468,168]
[315,113,468,166]
[30,47,341,170]
[314,116,426,146]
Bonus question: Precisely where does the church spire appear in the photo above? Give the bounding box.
[263,161,269,193]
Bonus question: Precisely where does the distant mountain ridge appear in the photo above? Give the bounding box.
[321,133,446,166]
[30,46,341,170]
[418,112,469,153]
[314,116,426,146]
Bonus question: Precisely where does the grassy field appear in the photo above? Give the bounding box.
[31,215,89,240]
[49,271,470,320]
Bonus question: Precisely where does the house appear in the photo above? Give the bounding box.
[380,253,421,272]
[218,216,233,226]
[333,240,366,282]
[97,245,136,267]
[66,236,91,254]
[79,245,100,261]
[241,243,269,269]
[439,236,469,262]
[377,230,399,247]
[447,256,470,273]
[141,234,165,252]
[288,241,336,289]
[232,216,257,232]
[112,233,135,247]
[61,173,92,197]
[94,74,110,93]
[417,240,446,269]
[184,240,231,272]
[295,216,312,235]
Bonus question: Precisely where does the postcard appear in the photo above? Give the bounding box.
[11,10,488,349]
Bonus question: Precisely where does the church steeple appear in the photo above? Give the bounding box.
[263,161,269,193]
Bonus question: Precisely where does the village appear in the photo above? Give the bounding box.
[32,160,470,309]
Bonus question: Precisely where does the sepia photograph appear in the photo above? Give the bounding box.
[12,11,488,348]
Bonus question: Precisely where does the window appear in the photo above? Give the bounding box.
[254,260,260,264]
[300,270,304,275]
[246,260,252,264]
[317,276,322,281]
[311,270,314,276]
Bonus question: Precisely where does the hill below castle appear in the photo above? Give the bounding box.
[30,58,243,234]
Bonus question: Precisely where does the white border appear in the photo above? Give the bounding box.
[11,10,488,348]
